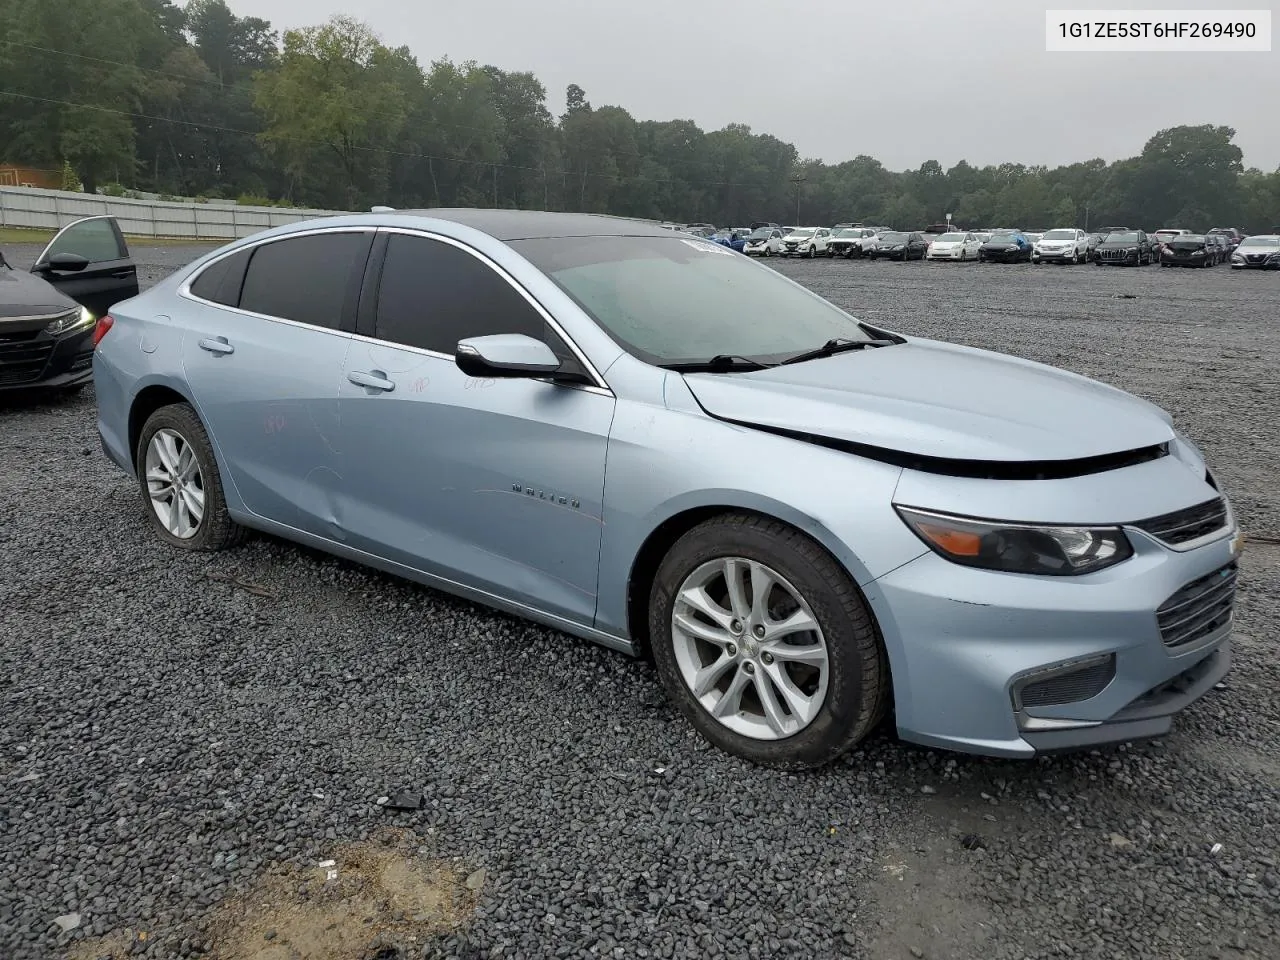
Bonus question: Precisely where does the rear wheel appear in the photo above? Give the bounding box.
[649,513,890,769]
[136,403,247,552]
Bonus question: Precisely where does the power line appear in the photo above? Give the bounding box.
[0,89,780,190]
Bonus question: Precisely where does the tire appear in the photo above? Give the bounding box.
[135,402,247,552]
[648,512,890,769]
[806,247,815,259]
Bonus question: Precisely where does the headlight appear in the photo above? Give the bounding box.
[895,506,1134,577]
[45,306,94,337]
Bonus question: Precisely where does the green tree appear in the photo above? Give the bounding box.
[254,16,411,208]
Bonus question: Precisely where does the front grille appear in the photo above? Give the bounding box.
[1134,497,1228,545]
[0,335,55,385]
[1156,562,1237,649]
[1245,254,1268,263]
[1099,248,1133,260]
[1018,656,1117,708]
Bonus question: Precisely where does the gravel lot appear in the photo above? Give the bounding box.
[2,243,1278,960]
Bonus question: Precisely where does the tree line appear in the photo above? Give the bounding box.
[2,0,1278,231]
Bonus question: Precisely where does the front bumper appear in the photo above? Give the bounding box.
[1035,249,1078,261]
[867,522,1239,757]
[927,249,964,259]
[0,327,95,393]
[979,249,1024,262]
[1232,256,1280,269]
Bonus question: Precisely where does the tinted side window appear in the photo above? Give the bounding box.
[44,218,125,263]
[189,249,251,307]
[374,234,586,376]
[239,232,369,330]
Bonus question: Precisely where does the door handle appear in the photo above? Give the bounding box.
[347,370,395,392]
[109,269,134,279]
[198,337,234,355]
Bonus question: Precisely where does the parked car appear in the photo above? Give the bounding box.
[866,231,929,261]
[828,227,879,258]
[1023,232,1044,245]
[1159,234,1216,268]
[782,227,832,258]
[1095,230,1153,266]
[972,231,992,243]
[712,229,751,254]
[1206,234,1231,264]
[1032,228,1090,264]
[750,221,782,232]
[978,230,1033,263]
[1230,234,1280,269]
[1152,229,1193,262]
[0,216,138,395]
[683,225,719,239]
[744,227,785,257]
[1206,227,1244,252]
[925,231,982,261]
[93,209,1239,768]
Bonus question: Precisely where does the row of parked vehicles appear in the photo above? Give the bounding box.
[677,221,1280,269]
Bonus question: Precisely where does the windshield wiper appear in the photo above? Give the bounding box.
[662,354,774,373]
[779,338,896,366]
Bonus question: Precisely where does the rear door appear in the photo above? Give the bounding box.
[31,216,138,318]
[180,228,374,540]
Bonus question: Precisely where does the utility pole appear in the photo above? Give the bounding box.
[790,174,806,225]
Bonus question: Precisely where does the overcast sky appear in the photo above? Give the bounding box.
[239,0,1279,172]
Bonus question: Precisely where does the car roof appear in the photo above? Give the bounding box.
[381,208,676,240]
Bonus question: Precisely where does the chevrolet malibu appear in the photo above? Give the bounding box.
[92,210,1239,768]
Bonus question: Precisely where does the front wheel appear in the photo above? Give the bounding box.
[136,403,247,552]
[649,513,890,769]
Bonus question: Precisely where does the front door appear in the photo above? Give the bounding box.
[31,216,138,318]
[338,230,615,625]
[179,230,373,539]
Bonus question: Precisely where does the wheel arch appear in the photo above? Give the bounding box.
[128,380,198,471]
[622,498,883,659]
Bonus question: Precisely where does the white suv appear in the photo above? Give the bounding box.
[1032,228,1091,264]
[781,227,832,258]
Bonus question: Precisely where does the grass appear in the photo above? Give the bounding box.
[0,226,213,246]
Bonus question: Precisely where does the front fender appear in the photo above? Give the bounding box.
[592,371,925,637]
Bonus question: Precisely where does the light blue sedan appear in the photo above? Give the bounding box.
[90,210,1239,767]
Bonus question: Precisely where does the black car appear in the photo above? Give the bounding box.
[1159,234,1216,268]
[1094,230,1152,266]
[0,216,138,395]
[867,231,928,261]
[977,231,1033,263]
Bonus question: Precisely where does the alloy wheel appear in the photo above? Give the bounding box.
[671,557,830,740]
[144,428,205,539]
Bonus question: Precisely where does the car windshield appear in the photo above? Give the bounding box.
[1239,237,1280,247]
[989,233,1018,243]
[510,235,871,365]
[879,232,908,242]
[1043,230,1076,240]
[1106,232,1140,242]
[789,229,815,239]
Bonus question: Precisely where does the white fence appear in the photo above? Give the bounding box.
[0,186,353,240]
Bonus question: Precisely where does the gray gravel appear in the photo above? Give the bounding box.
[1,245,1278,960]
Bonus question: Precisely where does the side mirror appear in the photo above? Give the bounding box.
[35,252,91,273]
[455,333,562,379]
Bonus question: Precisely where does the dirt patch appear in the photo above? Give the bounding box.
[70,829,477,960]
[862,822,1000,960]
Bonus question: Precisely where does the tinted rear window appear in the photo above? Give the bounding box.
[239,232,370,329]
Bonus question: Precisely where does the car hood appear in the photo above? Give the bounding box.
[930,241,961,248]
[0,266,76,321]
[981,239,1020,247]
[681,338,1174,463]
[1098,239,1140,248]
